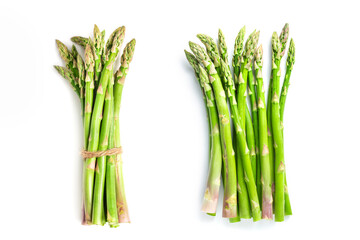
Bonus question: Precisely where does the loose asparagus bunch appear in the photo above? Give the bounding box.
[54,25,136,227]
[185,23,295,222]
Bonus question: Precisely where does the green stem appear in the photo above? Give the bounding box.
[198,67,222,214]
[219,58,259,221]
[271,33,285,221]
[113,39,136,223]
[266,75,275,202]
[255,45,273,219]
[280,39,295,216]
[190,42,238,218]
[92,69,114,225]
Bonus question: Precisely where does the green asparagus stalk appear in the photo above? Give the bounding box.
[219,58,261,221]
[235,30,263,221]
[185,50,222,214]
[83,26,125,224]
[280,38,295,216]
[247,62,262,205]
[218,29,251,220]
[194,34,237,216]
[266,24,289,203]
[92,68,115,225]
[113,39,136,223]
[271,32,285,221]
[189,42,238,218]
[198,66,223,213]
[220,59,252,220]
[254,45,273,219]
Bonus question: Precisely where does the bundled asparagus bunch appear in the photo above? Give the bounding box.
[54,25,136,227]
[185,23,295,222]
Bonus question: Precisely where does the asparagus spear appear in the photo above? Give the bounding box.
[254,45,273,219]
[218,29,251,220]
[280,38,295,216]
[83,26,125,224]
[92,69,114,225]
[271,32,285,221]
[268,23,291,216]
[194,34,238,217]
[113,39,136,223]
[219,58,261,221]
[198,66,223,213]
[267,23,290,204]
[189,42,238,218]
[185,50,222,214]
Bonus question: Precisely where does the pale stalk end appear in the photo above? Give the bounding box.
[222,194,238,218]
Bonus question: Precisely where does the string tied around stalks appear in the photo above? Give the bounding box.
[81,147,123,159]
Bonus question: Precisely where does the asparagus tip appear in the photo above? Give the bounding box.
[188,41,207,62]
[121,38,136,66]
[286,38,295,69]
[279,23,290,56]
[184,50,200,74]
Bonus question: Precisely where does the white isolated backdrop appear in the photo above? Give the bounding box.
[0,0,359,239]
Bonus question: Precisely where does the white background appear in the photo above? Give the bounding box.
[0,0,359,239]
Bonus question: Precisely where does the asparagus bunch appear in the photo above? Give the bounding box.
[54,25,136,227]
[185,23,295,222]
